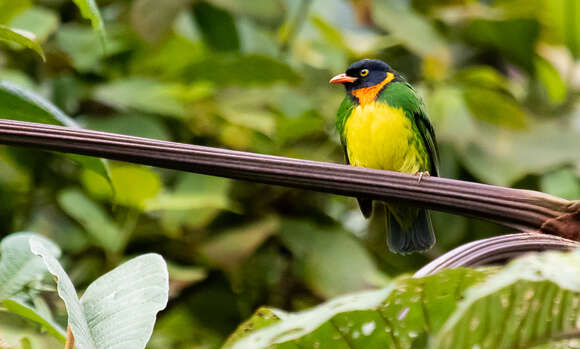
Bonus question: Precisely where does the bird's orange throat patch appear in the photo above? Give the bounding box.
[351,72,395,106]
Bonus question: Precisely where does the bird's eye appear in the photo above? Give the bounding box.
[360,69,369,77]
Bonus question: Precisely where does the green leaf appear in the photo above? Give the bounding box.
[192,1,239,52]
[80,114,171,141]
[0,25,44,60]
[371,0,450,62]
[0,233,60,300]
[208,0,283,21]
[71,0,105,45]
[130,0,191,44]
[9,7,59,43]
[541,168,580,201]
[197,217,279,272]
[463,18,539,72]
[30,239,169,349]
[92,78,188,118]
[223,307,283,348]
[463,86,528,129]
[436,249,580,348]
[534,56,567,105]
[227,268,491,348]
[56,24,130,73]
[109,165,162,209]
[185,54,300,85]
[279,220,387,299]
[0,0,31,25]
[2,299,66,342]
[428,86,580,186]
[57,188,122,253]
[543,0,580,58]
[0,81,111,181]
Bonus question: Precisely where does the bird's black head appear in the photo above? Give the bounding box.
[330,59,397,93]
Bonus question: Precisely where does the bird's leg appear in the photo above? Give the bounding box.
[413,171,430,184]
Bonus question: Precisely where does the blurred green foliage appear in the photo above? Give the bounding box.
[0,0,578,347]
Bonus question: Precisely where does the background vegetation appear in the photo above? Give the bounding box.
[0,0,578,347]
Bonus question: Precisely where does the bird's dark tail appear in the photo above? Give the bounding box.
[382,203,435,254]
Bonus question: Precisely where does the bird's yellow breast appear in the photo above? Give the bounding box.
[345,101,426,173]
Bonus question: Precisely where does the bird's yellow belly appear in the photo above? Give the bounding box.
[345,102,425,173]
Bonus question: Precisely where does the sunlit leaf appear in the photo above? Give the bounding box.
[30,239,169,349]
[110,165,162,209]
[0,0,30,25]
[542,0,580,58]
[0,25,44,60]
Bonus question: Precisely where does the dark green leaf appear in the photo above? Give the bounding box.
[192,1,239,52]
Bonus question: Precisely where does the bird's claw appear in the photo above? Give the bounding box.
[414,171,430,184]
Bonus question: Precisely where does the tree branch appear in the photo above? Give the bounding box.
[414,233,579,277]
[0,119,578,238]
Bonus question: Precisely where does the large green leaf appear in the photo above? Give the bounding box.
[228,248,580,348]
[0,25,44,60]
[0,0,30,24]
[543,0,580,58]
[436,249,580,348]
[30,239,169,349]
[0,233,60,300]
[226,268,491,348]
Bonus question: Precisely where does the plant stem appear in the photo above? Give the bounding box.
[0,119,577,239]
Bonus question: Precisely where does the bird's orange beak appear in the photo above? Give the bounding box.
[329,73,358,84]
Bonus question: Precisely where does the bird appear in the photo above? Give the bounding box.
[330,59,439,254]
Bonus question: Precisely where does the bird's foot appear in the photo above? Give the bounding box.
[413,171,430,184]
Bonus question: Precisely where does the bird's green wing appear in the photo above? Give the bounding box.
[379,82,439,176]
[335,96,355,146]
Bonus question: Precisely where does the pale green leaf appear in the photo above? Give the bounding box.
[0,233,60,300]
[130,0,191,44]
[541,168,580,201]
[30,239,169,349]
[0,25,44,60]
